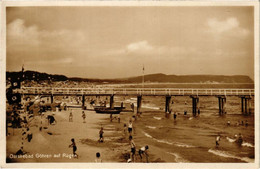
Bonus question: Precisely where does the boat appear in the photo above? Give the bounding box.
[94,107,121,114]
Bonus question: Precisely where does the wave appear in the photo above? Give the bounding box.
[242,142,254,148]
[226,137,236,143]
[153,117,162,120]
[208,149,254,163]
[146,126,156,129]
[167,152,190,163]
[143,104,160,110]
[174,142,196,148]
[226,137,254,147]
[143,131,195,147]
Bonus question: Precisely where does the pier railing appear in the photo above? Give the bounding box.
[17,87,254,96]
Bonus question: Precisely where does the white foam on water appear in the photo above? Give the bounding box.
[167,152,190,163]
[242,142,254,148]
[130,98,137,101]
[143,131,195,147]
[226,137,236,143]
[142,104,160,110]
[146,126,156,129]
[226,137,254,148]
[174,142,196,148]
[154,138,173,145]
[153,117,162,120]
[208,149,253,163]
[143,131,153,138]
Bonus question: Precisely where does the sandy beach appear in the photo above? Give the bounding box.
[6,95,255,163]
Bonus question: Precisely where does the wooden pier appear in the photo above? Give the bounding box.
[15,87,254,115]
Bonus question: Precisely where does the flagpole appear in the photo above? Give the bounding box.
[142,64,144,88]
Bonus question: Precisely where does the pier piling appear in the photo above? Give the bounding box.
[165,96,171,113]
[110,95,114,109]
[137,95,142,114]
[82,95,86,109]
[241,96,251,115]
[51,95,54,104]
[191,96,199,116]
[218,96,226,115]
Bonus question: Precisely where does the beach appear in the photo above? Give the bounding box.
[6,95,255,163]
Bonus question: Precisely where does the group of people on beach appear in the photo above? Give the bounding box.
[68,110,86,123]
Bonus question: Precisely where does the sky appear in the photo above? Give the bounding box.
[6,6,255,79]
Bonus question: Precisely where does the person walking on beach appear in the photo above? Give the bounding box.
[216,134,221,148]
[26,128,33,142]
[128,119,133,135]
[82,111,86,123]
[99,127,104,142]
[95,152,102,162]
[129,136,136,162]
[138,145,149,162]
[69,111,73,122]
[69,138,78,158]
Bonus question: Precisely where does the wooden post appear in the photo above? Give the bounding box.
[245,98,248,114]
[51,95,54,104]
[82,95,85,109]
[218,96,223,115]
[165,96,171,113]
[137,95,142,114]
[110,95,114,109]
[191,96,198,116]
[241,97,244,113]
[223,97,226,114]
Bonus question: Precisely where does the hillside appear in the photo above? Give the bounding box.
[6,71,254,84]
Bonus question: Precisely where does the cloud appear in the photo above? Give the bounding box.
[126,40,153,53]
[7,18,40,47]
[7,18,86,61]
[206,17,250,37]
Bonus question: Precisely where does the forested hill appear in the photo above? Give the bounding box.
[6,71,254,84]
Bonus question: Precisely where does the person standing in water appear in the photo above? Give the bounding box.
[129,136,136,162]
[173,112,177,120]
[216,134,221,148]
[138,145,149,162]
[99,127,104,142]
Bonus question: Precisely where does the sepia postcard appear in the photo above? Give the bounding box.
[0,1,259,169]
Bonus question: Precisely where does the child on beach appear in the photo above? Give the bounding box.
[69,138,78,158]
[82,111,86,123]
[138,145,149,162]
[95,152,102,162]
[129,136,136,162]
[99,127,104,142]
[69,111,73,122]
